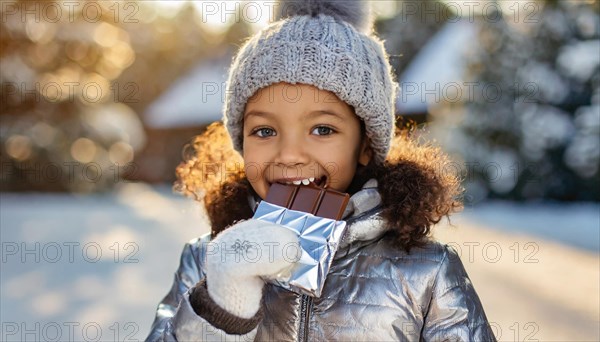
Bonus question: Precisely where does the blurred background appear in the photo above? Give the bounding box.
[1,0,598,341]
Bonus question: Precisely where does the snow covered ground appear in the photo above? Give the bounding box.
[0,183,208,342]
[461,200,599,252]
[1,183,598,341]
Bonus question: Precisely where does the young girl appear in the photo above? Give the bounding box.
[146,1,496,341]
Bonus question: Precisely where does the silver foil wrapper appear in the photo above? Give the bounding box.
[253,201,347,297]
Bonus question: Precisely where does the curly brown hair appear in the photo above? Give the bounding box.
[175,120,463,251]
[375,124,464,251]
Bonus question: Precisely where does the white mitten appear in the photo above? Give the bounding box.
[205,219,301,318]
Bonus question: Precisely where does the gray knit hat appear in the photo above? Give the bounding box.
[223,0,397,164]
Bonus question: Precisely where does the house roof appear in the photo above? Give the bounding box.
[144,57,230,129]
[397,19,476,114]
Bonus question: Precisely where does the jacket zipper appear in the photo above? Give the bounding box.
[297,294,313,342]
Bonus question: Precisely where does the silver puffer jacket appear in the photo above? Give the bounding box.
[146,179,496,341]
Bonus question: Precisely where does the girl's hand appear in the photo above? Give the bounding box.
[205,219,301,318]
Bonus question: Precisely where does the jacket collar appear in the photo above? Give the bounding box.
[338,178,387,248]
[342,178,381,220]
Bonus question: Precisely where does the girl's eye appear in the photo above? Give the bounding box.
[312,126,335,135]
[252,127,276,137]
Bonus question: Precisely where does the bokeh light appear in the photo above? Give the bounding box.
[70,137,97,163]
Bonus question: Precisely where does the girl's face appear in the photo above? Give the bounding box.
[243,82,372,200]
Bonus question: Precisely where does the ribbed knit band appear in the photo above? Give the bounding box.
[223,13,397,164]
[189,279,264,335]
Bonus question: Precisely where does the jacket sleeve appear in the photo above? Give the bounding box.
[145,236,258,342]
[421,244,497,342]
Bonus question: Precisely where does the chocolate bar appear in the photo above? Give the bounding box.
[315,189,350,220]
[265,183,349,220]
[255,182,350,297]
[265,183,298,208]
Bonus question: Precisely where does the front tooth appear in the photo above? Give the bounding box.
[292,180,302,185]
[301,179,310,185]
[309,177,315,182]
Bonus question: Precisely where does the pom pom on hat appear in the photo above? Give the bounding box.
[274,0,373,34]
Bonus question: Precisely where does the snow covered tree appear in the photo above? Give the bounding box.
[439,0,599,202]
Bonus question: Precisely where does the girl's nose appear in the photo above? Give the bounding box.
[273,134,310,166]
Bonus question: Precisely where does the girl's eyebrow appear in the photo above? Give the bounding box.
[308,110,344,121]
[244,110,272,119]
[244,109,344,121]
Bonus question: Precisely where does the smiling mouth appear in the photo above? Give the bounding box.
[271,175,327,188]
